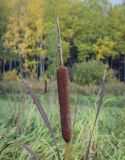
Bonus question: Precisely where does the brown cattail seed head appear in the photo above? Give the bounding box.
[57,66,72,143]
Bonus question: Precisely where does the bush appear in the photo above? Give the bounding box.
[44,64,58,80]
[2,70,19,81]
[0,80,23,94]
[70,82,99,95]
[71,60,116,85]
[106,80,125,96]
[70,81,125,96]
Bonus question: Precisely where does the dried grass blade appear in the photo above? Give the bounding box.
[20,143,42,160]
[20,76,61,160]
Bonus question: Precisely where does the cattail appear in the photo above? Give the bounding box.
[57,66,72,143]
[57,16,71,160]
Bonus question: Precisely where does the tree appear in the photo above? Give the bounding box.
[92,37,118,60]
[4,0,46,78]
[0,0,10,57]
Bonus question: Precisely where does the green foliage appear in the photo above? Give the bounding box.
[44,24,58,79]
[0,78,125,96]
[92,37,118,60]
[71,60,116,85]
[45,0,125,62]
[106,80,125,95]
[0,93,125,159]
[1,0,125,78]
[0,0,10,59]
[70,80,125,95]
[44,66,57,80]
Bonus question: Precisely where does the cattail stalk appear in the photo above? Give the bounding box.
[57,17,72,160]
[65,143,70,160]
[57,16,63,66]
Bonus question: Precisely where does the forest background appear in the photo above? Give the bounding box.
[0,0,125,89]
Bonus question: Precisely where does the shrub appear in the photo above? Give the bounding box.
[0,80,23,94]
[106,80,125,96]
[2,70,19,81]
[44,64,58,80]
[71,60,116,85]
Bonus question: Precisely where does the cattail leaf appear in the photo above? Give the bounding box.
[20,143,42,160]
[0,143,13,154]
[83,71,107,160]
[20,75,61,160]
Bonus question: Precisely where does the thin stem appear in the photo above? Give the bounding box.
[57,16,63,66]
[65,143,70,160]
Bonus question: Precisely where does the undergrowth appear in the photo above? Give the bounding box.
[0,80,125,96]
[0,93,125,160]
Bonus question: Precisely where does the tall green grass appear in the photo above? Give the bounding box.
[0,93,125,159]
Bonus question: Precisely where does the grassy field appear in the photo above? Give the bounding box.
[0,92,125,160]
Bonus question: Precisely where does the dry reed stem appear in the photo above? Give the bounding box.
[57,16,63,66]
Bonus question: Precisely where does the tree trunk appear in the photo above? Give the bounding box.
[44,79,48,93]
[3,60,6,74]
[13,60,16,69]
[42,59,45,74]
[19,55,23,77]
[9,60,12,71]
[40,58,43,76]
[0,61,2,76]
[39,58,45,77]
[37,55,40,80]
[110,57,113,69]
[124,55,125,83]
